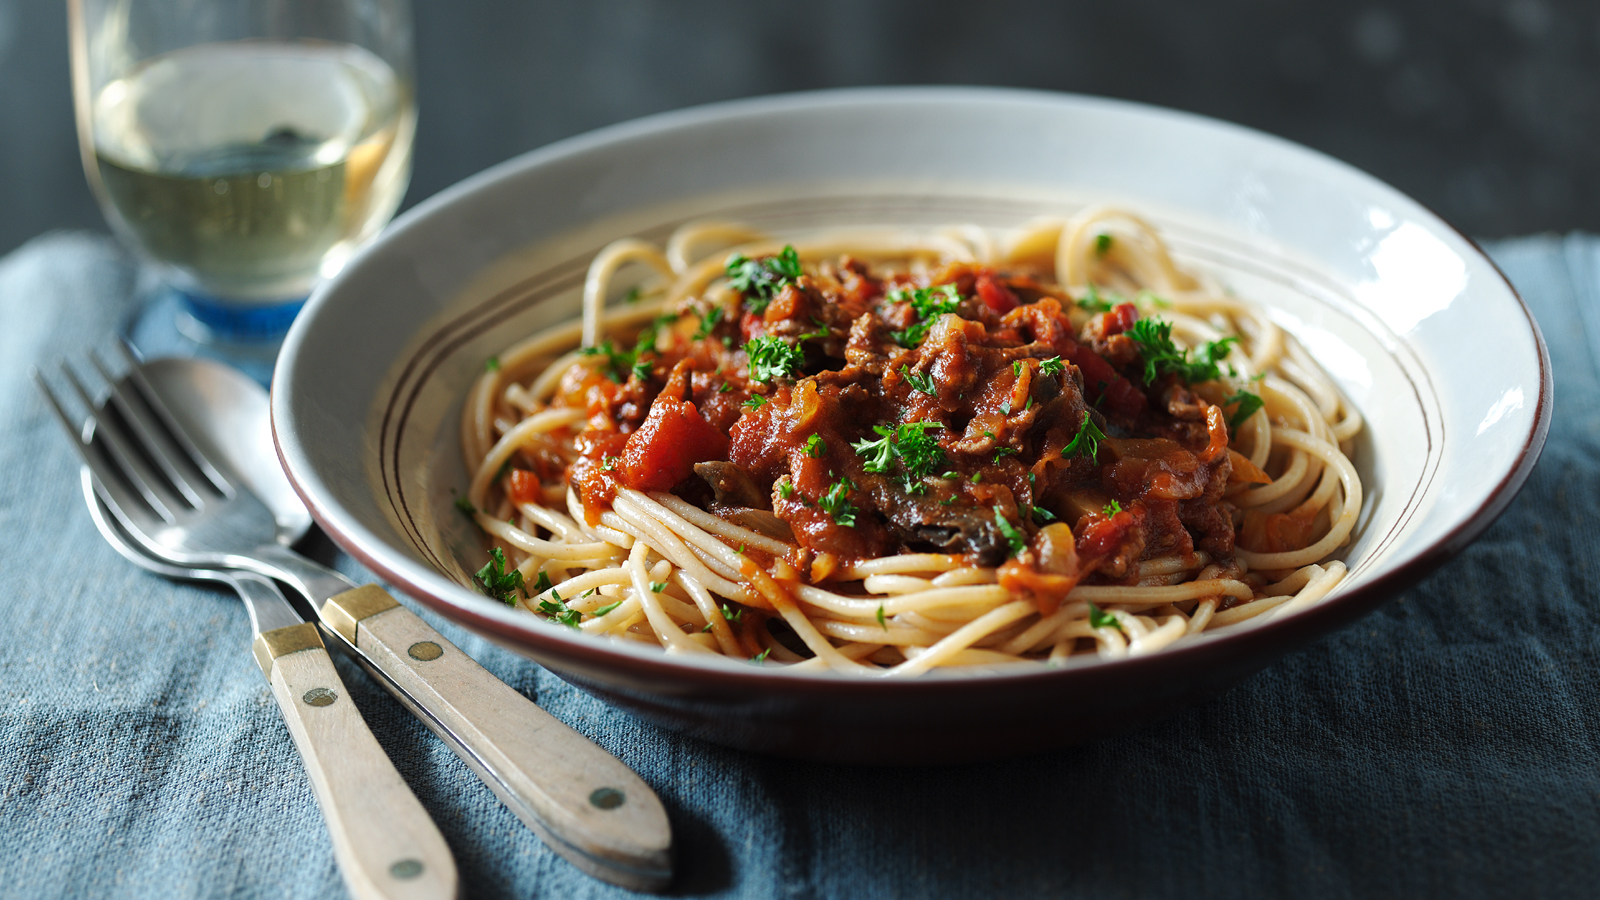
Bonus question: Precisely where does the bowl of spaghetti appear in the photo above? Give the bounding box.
[273,87,1550,762]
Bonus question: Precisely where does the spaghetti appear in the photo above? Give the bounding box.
[458,207,1363,675]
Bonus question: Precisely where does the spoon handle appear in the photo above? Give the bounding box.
[322,585,674,893]
[254,620,458,900]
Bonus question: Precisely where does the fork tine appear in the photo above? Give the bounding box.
[33,366,176,531]
[115,339,233,496]
[89,349,209,509]
[56,359,180,524]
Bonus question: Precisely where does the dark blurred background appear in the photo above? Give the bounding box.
[3,0,1598,256]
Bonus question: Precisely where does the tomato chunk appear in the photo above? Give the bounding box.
[506,469,541,505]
[976,274,1020,313]
[620,394,729,491]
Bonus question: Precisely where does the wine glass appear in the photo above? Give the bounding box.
[68,0,415,377]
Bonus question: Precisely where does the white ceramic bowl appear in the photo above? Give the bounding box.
[272,87,1550,763]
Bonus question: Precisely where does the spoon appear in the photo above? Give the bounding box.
[81,463,458,900]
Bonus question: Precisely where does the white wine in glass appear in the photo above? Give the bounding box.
[70,0,415,347]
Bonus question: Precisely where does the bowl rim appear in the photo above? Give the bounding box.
[273,84,1553,692]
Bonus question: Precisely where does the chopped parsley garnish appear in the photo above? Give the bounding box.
[993,445,1018,464]
[473,548,524,606]
[454,495,476,516]
[1039,356,1066,376]
[1095,233,1113,256]
[649,581,667,594]
[726,245,803,314]
[1062,412,1108,461]
[1125,318,1237,384]
[533,571,553,594]
[804,434,827,458]
[718,382,734,394]
[851,422,945,494]
[1103,499,1123,516]
[777,477,795,500]
[720,603,744,625]
[818,477,859,527]
[1087,601,1123,632]
[993,507,1027,557]
[743,394,767,410]
[601,455,620,472]
[1077,283,1114,313]
[694,307,723,341]
[1031,505,1056,523]
[631,357,652,381]
[900,365,938,397]
[581,339,645,384]
[1013,360,1024,377]
[624,286,643,304]
[744,335,805,383]
[1225,389,1265,431]
[888,283,962,347]
[877,604,888,629]
[751,648,772,664]
[537,592,582,628]
[484,356,500,372]
[594,599,623,616]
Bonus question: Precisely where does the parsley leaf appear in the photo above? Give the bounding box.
[1039,356,1066,376]
[473,547,524,606]
[537,590,583,628]
[593,599,623,616]
[751,648,772,664]
[454,495,476,516]
[1125,318,1236,384]
[818,477,859,527]
[533,571,553,594]
[649,581,667,594]
[484,355,500,372]
[1062,412,1108,461]
[804,434,827,458]
[1077,283,1114,313]
[720,603,744,625]
[726,245,802,314]
[877,604,888,629]
[694,307,723,341]
[888,283,962,347]
[1087,601,1123,631]
[900,364,938,397]
[743,394,767,410]
[1095,233,1113,256]
[1103,499,1123,516]
[851,422,945,494]
[993,507,1026,557]
[1225,389,1265,431]
[744,335,805,383]
[777,477,795,500]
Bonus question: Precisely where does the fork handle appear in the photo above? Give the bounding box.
[255,623,459,900]
[321,586,673,892]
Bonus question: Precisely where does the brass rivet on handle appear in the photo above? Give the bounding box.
[302,688,337,707]
[408,641,443,661]
[589,787,625,810]
[389,859,423,880]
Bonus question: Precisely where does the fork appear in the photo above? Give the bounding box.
[80,467,457,900]
[34,345,674,892]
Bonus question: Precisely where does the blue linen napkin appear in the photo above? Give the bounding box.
[2,231,1597,899]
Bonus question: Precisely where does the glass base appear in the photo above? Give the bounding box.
[124,286,302,386]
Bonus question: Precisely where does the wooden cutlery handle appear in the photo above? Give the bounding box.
[322,586,674,892]
[255,623,459,900]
